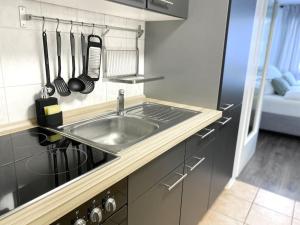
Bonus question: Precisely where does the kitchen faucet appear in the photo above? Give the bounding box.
[117,89,125,116]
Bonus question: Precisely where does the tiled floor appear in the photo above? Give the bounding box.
[199,180,300,225]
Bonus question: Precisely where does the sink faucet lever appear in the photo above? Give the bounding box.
[117,89,125,116]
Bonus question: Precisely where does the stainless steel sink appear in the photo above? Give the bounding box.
[68,115,159,147]
[58,103,200,154]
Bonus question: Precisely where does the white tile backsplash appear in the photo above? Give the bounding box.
[0,0,145,125]
[0,0,19,29]
[0,88,8,124]
[0,28,44,87]
[0,59,4,87]
[5,84,41,122]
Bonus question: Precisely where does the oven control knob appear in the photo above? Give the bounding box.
[74,218,86,225]
[105,197,117,212]
[90,207,103,223]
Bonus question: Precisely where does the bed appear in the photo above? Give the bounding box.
[260,94,300,136]
[259,66,300,136]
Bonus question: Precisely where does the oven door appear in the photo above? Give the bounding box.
[102,206,127,225]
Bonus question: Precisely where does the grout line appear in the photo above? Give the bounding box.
[243,187,260,224]
[210,191,251,224]
[292,201,296,225]
[210,208,244,224]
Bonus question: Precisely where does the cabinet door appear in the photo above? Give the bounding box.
[128,142,185,203]
[103,206,127,225]
[128,165,185,225]
[219,0,257,107]
[107,0,146,9]
[147,0,189,18]
[209,105,241,207]
[181,136,215,225]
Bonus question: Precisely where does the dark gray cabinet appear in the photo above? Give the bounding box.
[107,0,146,9]
[128,165,185,225]
[180,131,216,225]
[103,206,128,225]
[209,105,241,207]
[107,0,188,18]
[128,142,185,202]
[147,0,189,18]
[218,0,257,108]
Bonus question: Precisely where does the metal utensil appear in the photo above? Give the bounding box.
[68,31,85,92]
[78,33,95,94]
[86,34,102,81]
[42,31,55,96]
[54,31,71,96]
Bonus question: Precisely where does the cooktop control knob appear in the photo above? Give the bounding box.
[105,197,117,212]
[90,207,103,223]
[74,218,86,225]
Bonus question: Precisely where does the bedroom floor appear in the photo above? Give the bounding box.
[238,130,300,201]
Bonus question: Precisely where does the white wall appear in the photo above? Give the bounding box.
[0,0,145,125]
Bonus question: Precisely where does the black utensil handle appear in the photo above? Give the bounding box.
[81,33,86,75]
[42,31,51,84]
[56,31,62,77]
[81,33,86,58]
[70,32,76,78]
[56,31,61,57]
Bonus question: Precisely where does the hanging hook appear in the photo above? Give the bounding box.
[56,18,60,32]
[70,20,73,33]
[101,25,110,37]
[92,23,95,35]
[42,16,46,32]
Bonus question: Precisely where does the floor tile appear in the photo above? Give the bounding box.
[294,202,300,220]
[211,191,252,222]
[198,210,243,225]
[246,204,292,225]
[254,189,295,216]
[293,219,300,225]
[225,180,258,202]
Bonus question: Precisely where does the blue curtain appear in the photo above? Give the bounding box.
[271,5,300,80]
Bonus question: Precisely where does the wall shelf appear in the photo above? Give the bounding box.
[105,75,164,84]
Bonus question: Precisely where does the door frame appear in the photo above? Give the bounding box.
[231,0,278,179]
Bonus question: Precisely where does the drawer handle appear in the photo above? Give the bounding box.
[158,0,174,5]
[162,172,187,191]
[195,128,215,139]
[217,117,232,126]
[220,104,234,111]
[186,157,206,171]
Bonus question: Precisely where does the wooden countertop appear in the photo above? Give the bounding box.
[0,96,222,225]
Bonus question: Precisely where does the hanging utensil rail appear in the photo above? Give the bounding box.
[23,14,144,37]
[19,7,164,84]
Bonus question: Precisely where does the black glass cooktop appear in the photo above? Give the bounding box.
[0,127,117,218]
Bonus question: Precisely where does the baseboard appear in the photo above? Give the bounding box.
[225,178,236,189]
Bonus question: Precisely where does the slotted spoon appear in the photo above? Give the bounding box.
[54,31,71,96]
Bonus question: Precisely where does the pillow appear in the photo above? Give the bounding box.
[271,77,290,96]
[283,72,299,86]
[267,65,282,79]
[284,90,300,101]
[290,85,300,92]
[264,79,274,94]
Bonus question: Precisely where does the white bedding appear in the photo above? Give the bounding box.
[262,94,300,118]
